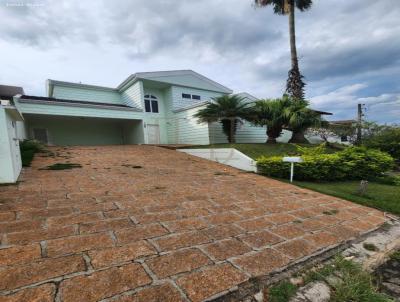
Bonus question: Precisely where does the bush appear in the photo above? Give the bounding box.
[363,126,400,162]
[257,147,394,181]
[19,140,44,167]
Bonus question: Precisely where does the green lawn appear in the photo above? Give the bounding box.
[180,143,339,160]
[293,180,400,215]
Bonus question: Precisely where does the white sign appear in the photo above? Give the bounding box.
[282,157,303,182]
[283,157,303,163]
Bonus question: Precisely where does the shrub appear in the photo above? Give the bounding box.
[257,147,394,181]
[19,140,45,167]
[363,126,400,162]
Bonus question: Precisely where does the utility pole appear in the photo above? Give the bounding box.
[356,103,364,145]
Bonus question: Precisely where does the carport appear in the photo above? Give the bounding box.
[15,95,145,146]
[23,114,144,146]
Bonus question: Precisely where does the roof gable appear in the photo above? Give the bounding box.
[118,70,232,94]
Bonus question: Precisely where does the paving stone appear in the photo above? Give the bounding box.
[0,146,386,301]
[114,283,185,302]
[115,224,169,244]
[236,217,274,231]
[304,232,339,250]
[5,225,76,245]
[176,263,248,302]
[0,283,56,302]
[0,255,85,291]
[59,263,151,302]
[155,231,211,252]
[146,248,211,278]
[203,238,252,260]
[0,244,41,267]
[0,220,43,234]
[46,232,114,257]
[89,241,156,268]
[163,218,208,232]
[239,230,283,249]
[0,212,15,222]
[271,224,306,239]
[47,212,103,227]
[79,218,133,234]
[276,239,316,260]
[232,249,290,276]
[267,213,297,225]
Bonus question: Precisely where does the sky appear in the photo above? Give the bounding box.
[0,0,399,123]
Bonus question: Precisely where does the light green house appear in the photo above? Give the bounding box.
[14,70,268,145]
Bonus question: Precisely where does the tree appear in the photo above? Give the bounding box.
[254,0,312,99]
[284,99,325,143]
[194,95,252,143]
[250,95,292,143]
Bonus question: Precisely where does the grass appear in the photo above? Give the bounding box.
[268,256,393,302]
[268,281,298,302]
[179,143,339,160]
[293,180,400,215]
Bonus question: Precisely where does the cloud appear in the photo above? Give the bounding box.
[0,0,398,123]
[310,84,400,123]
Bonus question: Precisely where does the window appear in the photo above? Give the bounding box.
[144,95,159,113]
[182,93,201,100]
[341,135,348,142]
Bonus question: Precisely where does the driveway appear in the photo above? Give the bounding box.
[0,146,386,301]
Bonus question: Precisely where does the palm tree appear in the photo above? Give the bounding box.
[194,95,252,143]
[251,96,292,143]
[284,99,325,143]
[254,0,312,99]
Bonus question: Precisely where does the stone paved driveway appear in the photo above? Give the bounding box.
[0,146,387,302]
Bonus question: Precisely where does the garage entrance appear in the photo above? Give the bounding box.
[24,114,144,146]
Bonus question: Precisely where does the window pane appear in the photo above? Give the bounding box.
[151,95,157,99]
[151,100,159,113]
[182,93,191,99]
[192,95,201,100]
[144,99,151,112]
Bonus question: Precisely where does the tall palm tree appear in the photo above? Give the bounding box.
[254,0,312,99]
[194,95,252,143]
[251,96,292,143]
[284,99,324,143]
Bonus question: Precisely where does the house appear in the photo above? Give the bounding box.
[13,70,268,146]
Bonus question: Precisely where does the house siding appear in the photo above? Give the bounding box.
[52,85,123,105]
[171,86,223,111]
[121,81,143,109]
[209,121,267,144]
[167,106,210,145]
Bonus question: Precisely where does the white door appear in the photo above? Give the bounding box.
[147,124,160,144]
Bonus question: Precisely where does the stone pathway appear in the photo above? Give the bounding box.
[0,146,388,301]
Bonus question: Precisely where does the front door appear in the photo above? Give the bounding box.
[147,124,160,144]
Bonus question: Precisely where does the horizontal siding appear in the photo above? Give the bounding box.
[52,86,124,105]
[171,86,223,111]
[209,121,267,144]
[17,102,144,120]
[121,81,143,109]
[167,107,210,145]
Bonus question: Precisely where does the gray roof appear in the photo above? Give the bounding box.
[0,85,24,100]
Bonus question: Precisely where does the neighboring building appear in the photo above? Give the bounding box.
[13,70,268,146]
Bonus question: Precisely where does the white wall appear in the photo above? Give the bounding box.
[0,108,22,183]
[167,106,210,145]
[209,121,267,144]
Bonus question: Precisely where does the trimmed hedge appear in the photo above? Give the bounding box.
[257,147,394,181]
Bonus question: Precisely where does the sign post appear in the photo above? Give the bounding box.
[282,157,303,183]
